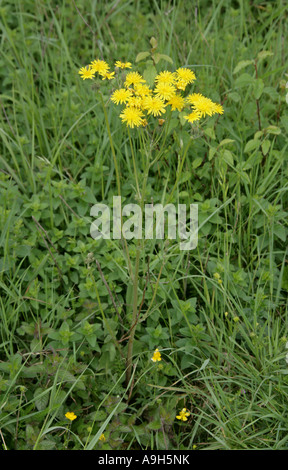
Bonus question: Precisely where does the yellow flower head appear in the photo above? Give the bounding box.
[143,96,166,117]
[151,348,162,362]
[115,60,132,69]
[187,93,219,118]
[126,95,143,108]
[65,411,77,421]
[119,106,144,128]
[176,408,190,422]
[111,88,133,105]
[90,59,110,76]
[155,71,176,85]
[154,82,177,101]
[167,94,185,112]
[184,110,201,123]
[175,67,196,85]
[134,83,152,98]
[211,102,224,115]
[78,66,95,80]
[124,71,145,88]
[102,71,115,80]
[99,433,106,442]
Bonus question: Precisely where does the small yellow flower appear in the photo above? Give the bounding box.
[99,433,106,442]
[134,83,152,97]
[102,71,115,80]
[158,119,165,126]
[154,82,176,101]
[233,316,240,323]
[187,93,223,118]
[78,66,95,80]
[65,411,77,421]
[119,106,144,128]
[176,408,190,421]
[224,311,229,317]
[167,94,185,111]
[124,71,145,88]
[111,88,133,105]
[175,67,196,85]
[127,95,143,108]
[184,110,201,123]
[151,348,162,362]
[115,61,132,69]
[143,96,166,117]
[90,59,110,76]
[155,71,176,85]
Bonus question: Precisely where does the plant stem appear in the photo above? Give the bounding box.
[99,91,133,279]
[126,129,150,386]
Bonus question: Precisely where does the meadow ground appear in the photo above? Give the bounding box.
[0,0,288,450]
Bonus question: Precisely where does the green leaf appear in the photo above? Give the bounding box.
[204,127,216,140]
[244,139,260,153]
[233,60,253,74]
[235,73,254,88]
[192,157,203,169]
[264,125,281,135]
[135,51,150,63]
[218,138,235,147]
[257,50,274,62]
[34,387,49,411]
[143,65,157,87]
[150,36,158,50]
[157,53,173,64]
[261,140,270,156]
[209,147,217,161]
[253,78,264,100]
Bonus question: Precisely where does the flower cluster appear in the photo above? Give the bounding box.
[78,59,224,127]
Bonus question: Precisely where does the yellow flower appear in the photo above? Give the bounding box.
[184,110,201,123]
[134,83,152,97]
[175,67,196,85]
[124,71,145,88]
[186,93,204,105]
[143,96,166,117]
[151,348,162,362]
[111,88,133,105]
[115,60,132,69]
[154,82,176,101]
[127,95,143,108]
[176,408,190,421]
[167,94,185,111]
[102,71,115,80]
[155,71,176,84]
[187,93,219,118]
[211,102,224,115]
[65,411,77,421]
[158,119,165,126]
[175,79,189,91]
[78,66,95,80]
[119,106,144,128]
[90,59,110,76]
[99,433,106,442]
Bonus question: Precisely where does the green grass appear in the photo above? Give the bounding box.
[0,0,288,450]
